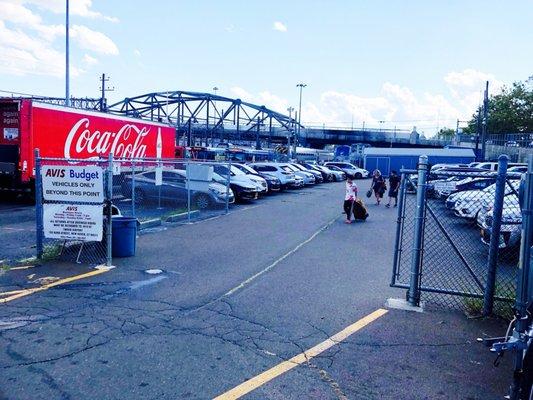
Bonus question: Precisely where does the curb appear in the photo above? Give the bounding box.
[165,210,199,222]
[138,218,162,230]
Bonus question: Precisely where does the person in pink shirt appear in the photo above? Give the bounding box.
[344,177,358,224]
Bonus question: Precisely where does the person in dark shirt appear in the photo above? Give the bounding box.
[386,170,401,208]
[370,169,386,205]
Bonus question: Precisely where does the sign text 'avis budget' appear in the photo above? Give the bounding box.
[41,165,104,203]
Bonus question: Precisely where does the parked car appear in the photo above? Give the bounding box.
[479,203,522,249]
[453,180,520,220]
[279,163,316,185]
[121,169,234,209]
[215,164,268,195]
[290,163,324,183]
[324,162,369,179]
[232,163,281,193]
[437,176,496,199]
[250,163,297,189]
[505,140,520,147]
[212,165,262,201]
[319,164,346,181]
[291,174,305,188]
[298,162,332,182]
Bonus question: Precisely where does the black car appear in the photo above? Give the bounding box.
[298,162,331,182]
[454,177,496,193]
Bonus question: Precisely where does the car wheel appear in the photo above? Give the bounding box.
[193,193,212,210]
[355,172,362,179]
[134,188,145,205]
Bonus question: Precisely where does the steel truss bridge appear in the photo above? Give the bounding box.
[9,92,450,148]
[106,91,300,147]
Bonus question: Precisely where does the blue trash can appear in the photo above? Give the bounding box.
[112,217,137,257]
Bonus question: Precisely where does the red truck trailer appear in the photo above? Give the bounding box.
[0,98,177,194]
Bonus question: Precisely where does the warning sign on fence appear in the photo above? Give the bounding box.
[41,165,104,203]
[43,204,103,241]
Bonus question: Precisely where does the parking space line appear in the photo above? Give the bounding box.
[0,268,111,304]
[213,308,388,400]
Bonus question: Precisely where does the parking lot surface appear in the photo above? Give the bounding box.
[0,183,511,399]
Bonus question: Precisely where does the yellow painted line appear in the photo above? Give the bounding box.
[0,289,27,297]
[9,265,39,271]
[0,268,111,304]
[214,308,388,400]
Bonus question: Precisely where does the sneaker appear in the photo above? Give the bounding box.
[345,220,352,224]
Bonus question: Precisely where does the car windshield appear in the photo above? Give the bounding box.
[230,166,246,176]
[281,166,293,172]
[237,164,257,174]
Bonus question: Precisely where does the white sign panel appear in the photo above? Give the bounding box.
[155,166,163,186]
[186,164,213,191]
[44,204,103,241]
[42,165,104,203]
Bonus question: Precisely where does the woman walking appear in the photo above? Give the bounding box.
[370,169,386,205]
[343,177,358,223]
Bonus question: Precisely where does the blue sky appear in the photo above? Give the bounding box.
[0,0,531,135]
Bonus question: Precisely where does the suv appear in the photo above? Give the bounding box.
[324,162,368,179]
[250,163,297,189]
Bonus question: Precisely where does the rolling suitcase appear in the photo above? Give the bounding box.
[353,199,369,221]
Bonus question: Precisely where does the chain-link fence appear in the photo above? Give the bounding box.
[111,158,233,225]
[35,152,112,265]
[35,152,234,266]
[392,156,519,318]
[485,133,533,163]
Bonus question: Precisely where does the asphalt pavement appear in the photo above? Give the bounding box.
[0,182,511,399]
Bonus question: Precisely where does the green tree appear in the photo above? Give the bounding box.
[437,127,455,139]
[464,77,533,135]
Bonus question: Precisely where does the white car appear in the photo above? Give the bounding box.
[229,165,268,194]
[324,162,369,179]
[479,203,522,249]
[213,165,265,196]
[251,163,297,189]
[453,180,520,221]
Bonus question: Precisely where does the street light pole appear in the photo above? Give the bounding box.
[296,83,307,136]
[65,0,70,106]
[287,106,294,158]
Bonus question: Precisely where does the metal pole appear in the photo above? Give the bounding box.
[106,153,113,267]
[186,161,191,222]
[225,159,231,214]
[34,149,43,259]
[408,155,428,306]
[65,0,70,106]
[482,154,509,315]
[293,111,298,158]
[256,117,261,150]
[296,83,306,136]
[391,172,407,286]
[131,159,136,218]
[481,81,489,161]
[509,154,533,399]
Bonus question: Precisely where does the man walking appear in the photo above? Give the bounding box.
[386,170,401,208]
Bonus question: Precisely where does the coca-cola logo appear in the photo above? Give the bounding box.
[64,118,150,159]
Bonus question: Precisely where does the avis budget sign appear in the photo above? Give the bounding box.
[42,165,104,203]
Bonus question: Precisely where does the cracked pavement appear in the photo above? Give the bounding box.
[0,183,512,399]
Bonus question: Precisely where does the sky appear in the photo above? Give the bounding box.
[0,0,531,136]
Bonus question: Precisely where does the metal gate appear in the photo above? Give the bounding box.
[391,155,519,317]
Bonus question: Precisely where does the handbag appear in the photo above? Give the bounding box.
[366,189,372,198]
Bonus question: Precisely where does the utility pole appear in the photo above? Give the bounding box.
[99,73,114,112]
[481,81,489,161]
[65,0,70,106]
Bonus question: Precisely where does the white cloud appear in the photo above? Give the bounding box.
[225,24,235,33]
[133,49,141,57]
[24,0,119,22]
[231,69,500,136]
[273,21,287,32]
[0,1,118,78]
[70,25,119,55]
[82,53,98,66]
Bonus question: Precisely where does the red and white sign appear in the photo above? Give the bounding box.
[9,100,176,183]
[43,203,103,242]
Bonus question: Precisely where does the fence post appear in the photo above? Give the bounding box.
[391,171,407,286]
[34,148,44,259]
[225,158,231,214]
[408,155,428,307]
[106,153,113,267]
[186,161,191,222]
[482,154,509,315]
[131,158,136,218]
